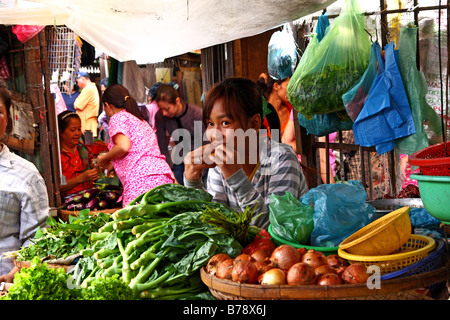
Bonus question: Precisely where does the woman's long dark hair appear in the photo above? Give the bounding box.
[203,77,264,129]
[102,84,144,120]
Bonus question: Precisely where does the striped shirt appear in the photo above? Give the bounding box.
[0,144,49,274]
[185,139,309,229]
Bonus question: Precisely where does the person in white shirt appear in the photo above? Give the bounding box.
[0,83,49,282]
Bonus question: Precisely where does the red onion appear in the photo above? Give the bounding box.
[326,254,349,276]
[234,253,254,262]
[231,260,258,284]
[297,247,307,257]
[206,253,231,275]
[270,245,301,270]
[251,249,271,263]
[314,264,337,278]
[301,249,327,269]
[341,263,369,284]
[258,268,286,285]
[215,258,234,280]
[316,273,343,286]
[286,262,316,285]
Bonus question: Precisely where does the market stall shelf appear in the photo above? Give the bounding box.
[200,265,448,300]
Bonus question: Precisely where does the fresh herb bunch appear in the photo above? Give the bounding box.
[17,210,112,261]
[201,205,261,246]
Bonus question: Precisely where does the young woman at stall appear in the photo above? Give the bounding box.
[96,84,175,206]
[184,77,309,229]
[0,84,49,282]
[58,111,99,197]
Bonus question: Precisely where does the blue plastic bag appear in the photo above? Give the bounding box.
[342,42,381,122]
[300,181,375,247]
[353,41,416,154]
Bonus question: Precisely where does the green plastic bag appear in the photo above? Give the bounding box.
[269,192,314,245]
[395,26,442,155]
[287,0,371,119]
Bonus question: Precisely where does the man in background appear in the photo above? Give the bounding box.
[74,72,100,137]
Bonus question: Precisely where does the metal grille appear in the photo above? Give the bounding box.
[46,26,79,93]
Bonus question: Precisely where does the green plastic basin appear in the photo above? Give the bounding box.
[268,225,338,256]
[411,173,450,224]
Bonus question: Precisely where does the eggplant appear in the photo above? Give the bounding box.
[74,203,85,211]
[83,188,101,200]
[98,200,108,209]
[66,203,77,210]
[85,197,99,210]
[105,191,119,201]
[63,194,78,207]
[72,194,84,203]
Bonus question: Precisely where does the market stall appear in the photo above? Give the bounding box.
[0,0,449,304]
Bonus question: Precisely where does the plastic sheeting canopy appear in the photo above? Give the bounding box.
[0,0,336,64]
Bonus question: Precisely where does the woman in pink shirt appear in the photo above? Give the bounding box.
[97,84,175,206]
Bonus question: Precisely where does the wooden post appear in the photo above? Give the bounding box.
[23,33,56,207]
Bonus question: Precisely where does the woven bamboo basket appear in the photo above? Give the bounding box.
[200,265,449,300]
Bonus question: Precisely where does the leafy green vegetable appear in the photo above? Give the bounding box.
[2,257,72,300]
[77,274,135,300]
[16,210,112,261]
[287,64,361,119]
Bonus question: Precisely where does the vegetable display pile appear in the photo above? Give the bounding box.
[62,184,123,211]
[71,184,250,299]
[206,243,370,286]
[15,210,112,262]
[1,257,135,300]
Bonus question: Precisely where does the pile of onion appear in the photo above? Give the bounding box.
[206,245,369,286]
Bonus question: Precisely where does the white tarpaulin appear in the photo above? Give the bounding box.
[0,0,336,63]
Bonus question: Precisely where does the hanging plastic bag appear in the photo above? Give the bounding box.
[297,111,353,136]
[287,0,371,119]
[296,11,354,136]
[12,25,45,43]
[342,42,382,122]
[395,26,442,155]
[353,41,416,154]
[300,181,375,247]
[269,192,314,245]
[267,24,297,80]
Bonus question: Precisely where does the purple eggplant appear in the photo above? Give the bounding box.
[66,203,77,210]
[83,188,101,200]
[85,197,99,210]
[72,194,84,203]
[105,191,119,201]
[98,200,108,209]
[74,203,85,210]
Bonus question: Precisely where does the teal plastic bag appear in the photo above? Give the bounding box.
[395,27,442,155]
[269,192,314,245]
[353,41,416,154]
[342,42,382,122]
[297,111,353,137]
[300,181,375,247]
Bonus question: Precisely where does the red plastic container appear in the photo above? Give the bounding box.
[409,141,450,176]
